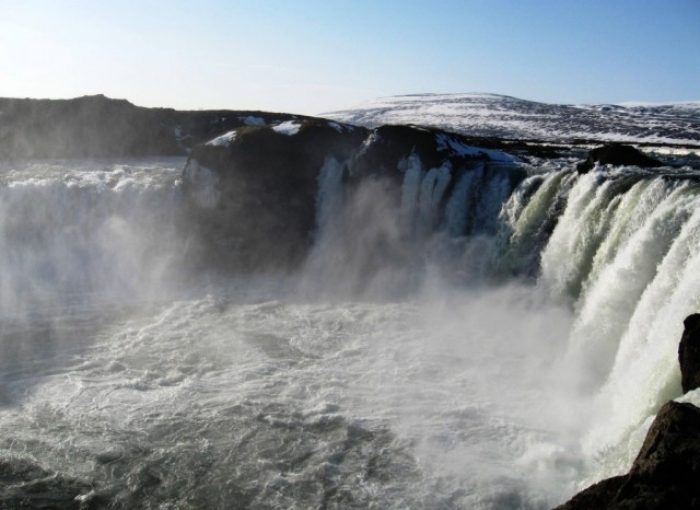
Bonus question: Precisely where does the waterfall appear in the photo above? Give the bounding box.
[564,181,695,379]
[416,163,452,234]
[399,153,424,232]
[540,172,638,300]
[580,186,700,471]
[0,160,184,316]
[472,168,514,235]
[500,170,570,274]
[444,164,484,237]
[315,156,346,234]
[4,148,700,507]
[313,152,700,474]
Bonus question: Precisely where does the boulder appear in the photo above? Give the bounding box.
[679,314,700,393]
[577,143,662,173]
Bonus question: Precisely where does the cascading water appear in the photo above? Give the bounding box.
[0,159,185,319]
[1,152,699,509]
[416,163,451,234]
[315,156,346,233]
[445,163,484,237]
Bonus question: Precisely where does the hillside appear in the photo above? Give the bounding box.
[324,93,700,146]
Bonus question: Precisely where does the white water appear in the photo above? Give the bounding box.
[445,164,484,237]
[1,158,699,508]
[399,153,424,232]
[315,156,346,233]
[416,163,451,234]
[0,159,185,319]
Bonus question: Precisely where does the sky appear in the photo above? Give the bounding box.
[1,0,698,114]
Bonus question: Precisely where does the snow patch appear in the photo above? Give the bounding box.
[206,130,237,147]
[272,121,301,136]
[436,134,517,163]
[356,131,380,158]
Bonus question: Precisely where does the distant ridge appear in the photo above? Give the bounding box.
[0,94,308,159]
[324,93,700,146]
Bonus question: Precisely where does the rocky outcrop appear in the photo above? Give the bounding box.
[680,314,700,393]
[577,143,662,173]
[183,119,367,270]
[556,314,700,510]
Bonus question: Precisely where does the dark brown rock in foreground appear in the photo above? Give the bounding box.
[577,143,662,173]
[680,314,700,393]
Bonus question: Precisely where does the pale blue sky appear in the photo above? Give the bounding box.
[1,0,698,114]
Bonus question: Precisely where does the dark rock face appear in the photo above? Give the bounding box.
[577,143,662,173]
[183,119,367,270]
[0,95,308,160]
[680,314,700,393]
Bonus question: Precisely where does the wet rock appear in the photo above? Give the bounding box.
[679,314,700,393]
[577,143,662,173]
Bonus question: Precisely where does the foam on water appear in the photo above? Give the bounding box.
[0,282,582,508]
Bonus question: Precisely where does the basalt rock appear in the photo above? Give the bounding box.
[679,314,700,393]
[577,143,662,173]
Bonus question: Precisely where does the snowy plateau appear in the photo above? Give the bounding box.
[324,93,700,146]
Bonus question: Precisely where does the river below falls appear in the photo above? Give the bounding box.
[0,279,597,509]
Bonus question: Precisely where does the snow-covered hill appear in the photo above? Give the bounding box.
[323,93,700,146]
